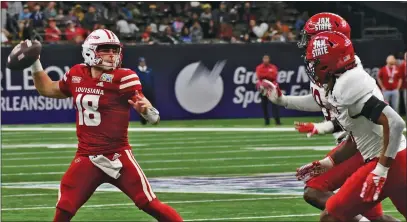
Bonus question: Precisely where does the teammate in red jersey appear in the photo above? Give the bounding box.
[258,12,398,222]
[28,29,183,222]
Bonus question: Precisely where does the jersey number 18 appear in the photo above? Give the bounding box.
[75,94,101,126]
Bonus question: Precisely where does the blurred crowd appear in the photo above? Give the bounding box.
[1,1,308,45]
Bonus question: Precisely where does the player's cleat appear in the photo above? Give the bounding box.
[7,40,42,70]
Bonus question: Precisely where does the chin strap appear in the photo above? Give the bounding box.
[96,61,116,70]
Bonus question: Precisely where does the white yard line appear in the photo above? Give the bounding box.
[2,137,323,149]
[247,146,334,151]
[2,127,298,132]
[3,193,57,197]
[3,155,320,168]
[1,196,300,211]
[2,163,299,176]
[2,137,329,150]
[3,127,406,133]
[2,134,301,143]
[2,145,233,154]
[3,148,311,161]
[1,144,145,149]
[185,211,399,221]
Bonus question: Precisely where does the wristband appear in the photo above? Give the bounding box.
[31,59,43,73]
[372,163,389,177]
[141,107,160,124]
[320,156,334,168]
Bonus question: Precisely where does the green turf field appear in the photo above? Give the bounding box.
[1,117,405,221]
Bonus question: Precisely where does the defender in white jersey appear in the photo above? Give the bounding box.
[257,52,392,222]
[297,31,406,222]
[256,12,397,222]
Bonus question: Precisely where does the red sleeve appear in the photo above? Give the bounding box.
[399,63,406,78]
[116,68,142,99]
[377,67,383,79]
[270,65,278,81]
[58,66,76,97]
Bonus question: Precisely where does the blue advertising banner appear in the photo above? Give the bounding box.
[1,40,403,124]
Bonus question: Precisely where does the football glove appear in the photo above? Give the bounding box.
[296,157,334,182]
[255,79,287,106]
[295,121,335,138]
[360,163,388,202]
[295,122,319,138]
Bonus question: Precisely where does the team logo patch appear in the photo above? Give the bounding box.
[72,76,82,84]
[313,17,332,31]
[100,73,114,83]
[312,39,328,57]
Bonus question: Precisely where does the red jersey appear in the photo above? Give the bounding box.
[59,64,142,155]
[65,27,86,41]
[255,63,278,82]
[399,61,406,89]
[45,27,61,42]
[378,65,402,90]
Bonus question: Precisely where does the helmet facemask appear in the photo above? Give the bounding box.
[304,56,333,88]
[297,29,311,49]
[94,44,121,70]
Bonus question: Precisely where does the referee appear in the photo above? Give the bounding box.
[255,55,281,125]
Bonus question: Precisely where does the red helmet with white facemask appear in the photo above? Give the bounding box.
[298,12,351,49]
[82,29,122,70]
[304,31,356,85]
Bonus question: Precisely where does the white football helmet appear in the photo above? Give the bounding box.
[82,29,122,70]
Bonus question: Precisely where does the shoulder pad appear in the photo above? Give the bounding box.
[113,68,138,82]
[114,68,141,93]
[67,64,88,75]
[331,67,376,107]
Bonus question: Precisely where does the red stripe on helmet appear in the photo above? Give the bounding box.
[103,29,111,39]
[109,30,116,40]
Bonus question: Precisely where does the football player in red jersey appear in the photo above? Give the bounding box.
[257,13,398,222]
[28,29,183,222]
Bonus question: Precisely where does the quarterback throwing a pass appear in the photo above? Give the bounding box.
[28,29,183,222]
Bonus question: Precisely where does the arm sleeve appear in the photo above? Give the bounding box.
[284,94,321,112]
[354,95,405,159]
[314,121,335,134]
[380,106,406,158]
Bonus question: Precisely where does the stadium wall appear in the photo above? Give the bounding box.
[1,40,404,124]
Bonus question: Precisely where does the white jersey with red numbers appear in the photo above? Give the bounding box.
[310,81,347,142]
[327,63,406,160]
[309,55,366,143]
[59,64,142,155]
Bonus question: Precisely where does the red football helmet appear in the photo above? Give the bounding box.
[304,31,356,85]
[298,12,351,49]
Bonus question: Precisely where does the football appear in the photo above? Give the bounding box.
[7,40,42,70]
